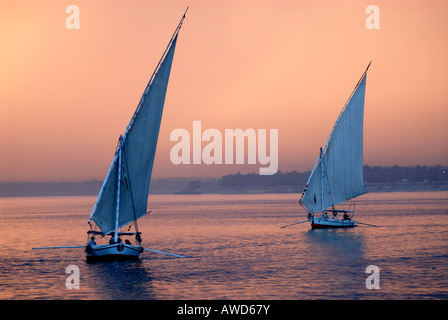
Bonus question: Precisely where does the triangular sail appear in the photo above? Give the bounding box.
[88,21,183,235]
[300,65,369,214]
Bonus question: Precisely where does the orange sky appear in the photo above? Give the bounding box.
[1,0,447,181]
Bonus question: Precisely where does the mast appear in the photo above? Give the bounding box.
[114,135,123,242]
[320,147,324,215]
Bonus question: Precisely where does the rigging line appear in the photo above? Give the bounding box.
[321,153,336,209]
[122,145,140,236]
[324,168,333,208]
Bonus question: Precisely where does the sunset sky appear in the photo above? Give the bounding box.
[1,0,447,181]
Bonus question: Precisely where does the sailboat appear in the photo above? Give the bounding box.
[282,62,371,229]
[33,9,188,260]
[84,11,187,261]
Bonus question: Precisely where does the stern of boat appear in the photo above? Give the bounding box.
[310,217,356,229]
[85,243,143,261]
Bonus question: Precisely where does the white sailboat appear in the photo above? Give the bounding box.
[85,11,187,261]
[34,9,188,261]
[283,62,371,229]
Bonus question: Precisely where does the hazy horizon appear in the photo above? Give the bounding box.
[1,163,446,184]
[1,1,447,182]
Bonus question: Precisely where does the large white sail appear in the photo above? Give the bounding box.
[89,32,180,235]
[300,66,369,214]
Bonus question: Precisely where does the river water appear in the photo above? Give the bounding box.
[0,191,447,299]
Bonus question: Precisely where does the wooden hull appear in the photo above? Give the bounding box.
[310,217,356,229]
[85,243,142,261]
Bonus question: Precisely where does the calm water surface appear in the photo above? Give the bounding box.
[0,192,447,299]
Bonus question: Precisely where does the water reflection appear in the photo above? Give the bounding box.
[85,259,154,299]
[305,228,365,261]
[304,228,368,298]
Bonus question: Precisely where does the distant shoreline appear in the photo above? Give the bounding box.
[2,166,447,197]
[0,180,446,197]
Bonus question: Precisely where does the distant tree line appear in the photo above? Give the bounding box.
[218,165,448,188]
[218,171,308,188]
[363,165,447,183]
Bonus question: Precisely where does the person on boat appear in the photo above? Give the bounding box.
[343,212,350,220]
[87,236,96,246]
